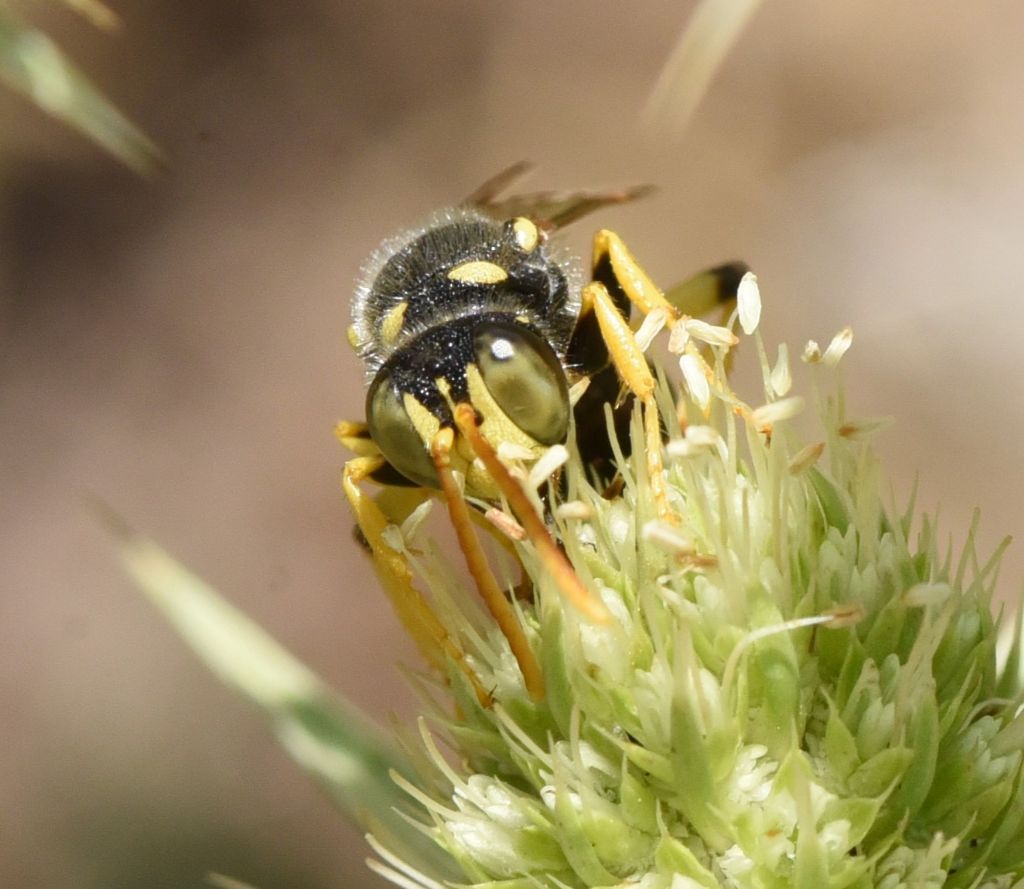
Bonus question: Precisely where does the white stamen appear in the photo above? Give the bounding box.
[680,353,711,410]
[685,424,722,447]
[822,327,854,367]
[903,582,953,607]
[838,416,893,440]
[380,525,404,552]
[770,343,791,397]
[365,834,447,889]
[554,500,594,520]
[751,396,805,427]
[634,307,668,353]
[723,611,857,702]
[642,520,695,555]
[496,441,535,462]
[527,445,569,489]
[568,376,591,407]
[485,508,526,541]
[737,271,761,335]
[399,500,434,541]
[667,319,691,354]
[366,859,440,889]
[787,441,825,475]
[824,603,865,628]
[667,439,708,459]
[667,423,728,461]
[802,340,822,363]
[675,397,689,430]
[685,317,738,348]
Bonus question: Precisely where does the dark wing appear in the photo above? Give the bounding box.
[464,162,654,231]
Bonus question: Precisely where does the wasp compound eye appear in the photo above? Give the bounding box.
[366,371,439,489]
[472,321,569,446]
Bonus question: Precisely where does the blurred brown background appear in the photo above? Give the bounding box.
[1,2,1022,887]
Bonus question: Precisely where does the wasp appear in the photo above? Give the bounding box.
[338,164,746,704]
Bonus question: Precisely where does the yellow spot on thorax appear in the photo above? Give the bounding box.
[346,324,361,350]
[447,260,508,285]
[381,301,408,344]
[512,217,539,252]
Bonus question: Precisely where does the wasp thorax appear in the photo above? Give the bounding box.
[365,315,570,492]
[350,209,579,379]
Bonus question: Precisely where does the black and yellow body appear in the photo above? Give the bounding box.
[338,166,747,704]
[349,209,579,498]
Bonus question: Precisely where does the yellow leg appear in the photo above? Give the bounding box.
[582,281,676,523]
[343,455,491,708]
[430,429,545,702]
[592,229,678,321]
[453,403,611,624]
[593,232,747,325]
[587,229,722,522]
[662,261,748,373]
[335,420,380,457]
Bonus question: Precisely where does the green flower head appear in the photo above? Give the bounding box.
[366,280,1024,889]
[115,274,1024,889]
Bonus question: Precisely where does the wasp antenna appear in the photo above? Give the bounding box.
[620,183,658,202]
[453,404,611,624]
[431,428,545,702]
[542,184,656,230]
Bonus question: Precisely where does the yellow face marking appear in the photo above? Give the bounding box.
[381,301,408,344]
[431,369,545,500]
[402,392,441,455]
[512,217,539,252]
[431,377,493,497]
[465,363,546,498]
[346,324,361,350]
[447,260,508,285]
